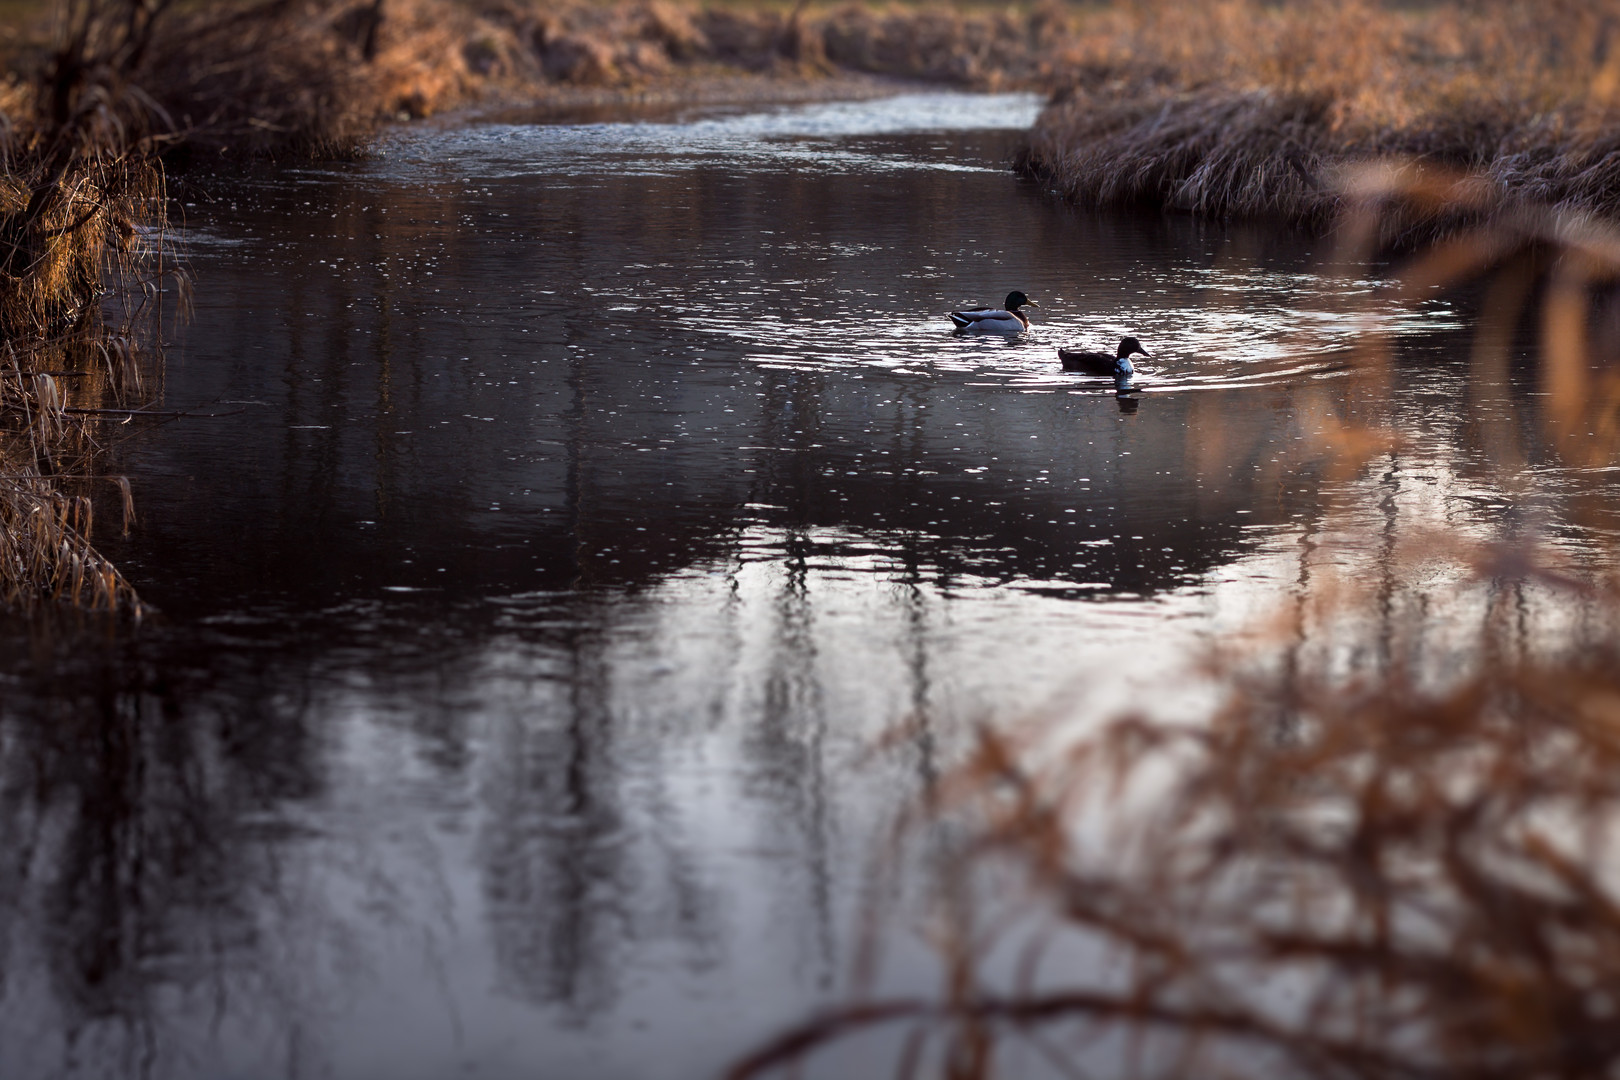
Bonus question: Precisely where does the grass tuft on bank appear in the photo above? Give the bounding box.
[1020,0,1620,231]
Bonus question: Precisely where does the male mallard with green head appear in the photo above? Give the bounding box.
[949,291,1037,333]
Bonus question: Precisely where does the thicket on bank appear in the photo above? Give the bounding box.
[0,0,167,613]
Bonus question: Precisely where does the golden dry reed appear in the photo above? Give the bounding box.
[78,0,1081,157]
[0,0,169,614]
[1020,0,1620,233]
[19,0,1620,203]
[729,121,1620,1080]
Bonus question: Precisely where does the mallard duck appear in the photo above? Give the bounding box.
[949,291,1037,333]
[1058,336,1150,377]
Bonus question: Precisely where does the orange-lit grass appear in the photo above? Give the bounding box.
[0,329,148,613]
[128,0,1081,157]
[0,0,171,614]
[1021,0,1620,231]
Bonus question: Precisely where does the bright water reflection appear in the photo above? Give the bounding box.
[0,92,1607,1080]
[411,91,1047,177]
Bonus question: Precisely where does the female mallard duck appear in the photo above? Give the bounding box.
[1059,336,1150,377]
[949,291,1037,333]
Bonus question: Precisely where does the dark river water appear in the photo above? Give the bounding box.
[2,92,1615,1080]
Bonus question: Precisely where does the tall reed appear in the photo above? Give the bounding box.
[0,0,169,614]
[1020,0,1620,232]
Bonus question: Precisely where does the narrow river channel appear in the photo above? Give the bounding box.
[1,91,1611,1079]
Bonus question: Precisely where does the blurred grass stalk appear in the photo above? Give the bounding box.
[722,8,1620,1071]
[731,139,1620,1080]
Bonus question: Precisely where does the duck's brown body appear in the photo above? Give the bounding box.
[1059,336,1150,376]
[1058,348,1121,375]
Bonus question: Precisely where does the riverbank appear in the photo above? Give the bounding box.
[1017,0,1620,233]
[23,0,1078,158]
[9,1,1613,214]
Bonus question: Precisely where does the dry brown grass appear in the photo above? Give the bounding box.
[19,0,1620,195]
[114,0,1086,157]
[731,158,1620,1080]
[1020,0,1620,231]
[0,0,169,614]
[736,642,1620,1078]
[0,338,151,614]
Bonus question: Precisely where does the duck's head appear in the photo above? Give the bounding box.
[1005,291,1036,312]
[1117,336,1150,359]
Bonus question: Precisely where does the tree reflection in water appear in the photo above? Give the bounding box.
[2,98,1575,1080]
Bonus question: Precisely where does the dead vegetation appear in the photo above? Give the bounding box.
[14,0,1620,222]
[737,634,1620,1079]
[731,154,1620,1080]
[1020,0,1620,231]
[0,0,170,614]
[6,0,1088,158]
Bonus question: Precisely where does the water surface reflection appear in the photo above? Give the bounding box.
[0,92,1602,1080]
